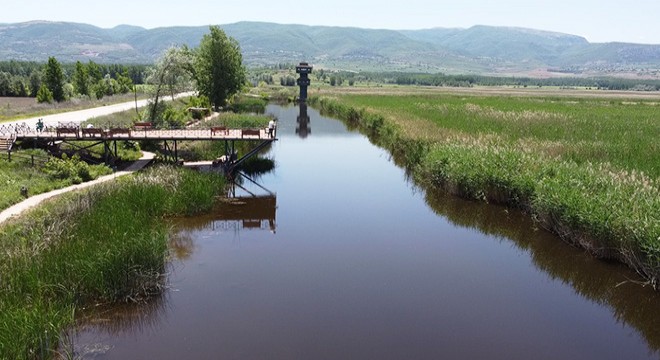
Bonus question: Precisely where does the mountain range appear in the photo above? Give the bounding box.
[1,20,659,77]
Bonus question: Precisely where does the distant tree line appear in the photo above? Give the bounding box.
[251,64,660,92]
[262,68,660,91]
[358,72,660,91]
[0,60,149,101]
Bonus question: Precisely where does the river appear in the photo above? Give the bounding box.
[72,104,660,359]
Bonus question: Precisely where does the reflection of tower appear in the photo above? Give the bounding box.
[295,62,313,102]
[296,103,311,139]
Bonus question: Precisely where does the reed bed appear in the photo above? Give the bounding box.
[311,93,660,287]
[0,165,225,358]
[194,112,271,130]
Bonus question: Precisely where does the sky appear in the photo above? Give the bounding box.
[2,0,660,44]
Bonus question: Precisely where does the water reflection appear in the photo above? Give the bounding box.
[175,175,277,234]
[69,293,170,357]
[423,186,660,353]
[296,102,311,138]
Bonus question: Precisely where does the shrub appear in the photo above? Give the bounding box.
[36,84,53,104]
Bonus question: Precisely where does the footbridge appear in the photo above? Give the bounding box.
[0,122,276,172]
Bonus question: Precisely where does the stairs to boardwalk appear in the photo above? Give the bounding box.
[0,135,15,152]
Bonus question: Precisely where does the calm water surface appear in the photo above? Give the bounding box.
[73,104,660,359]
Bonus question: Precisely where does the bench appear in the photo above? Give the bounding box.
[107,128,131,137]
[241,129,261,138]
[211,126,228,136]
[56,127,79,138]
[81,128,106,137]
[0,139,12,152]
[133,122,153,131]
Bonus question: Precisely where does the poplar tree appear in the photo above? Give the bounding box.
[73,61,89,96]
[44,56,65,102]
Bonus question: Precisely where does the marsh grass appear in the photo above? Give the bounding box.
[311,94,660,286]
[332,94,659,178]
[176,113,271,161]
[0,166,225,358]
[195,112,271,130]
[227,96,268,114]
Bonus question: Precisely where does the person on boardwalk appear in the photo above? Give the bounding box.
[268,119,276,138]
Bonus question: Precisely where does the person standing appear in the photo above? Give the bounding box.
[268,119,276,138]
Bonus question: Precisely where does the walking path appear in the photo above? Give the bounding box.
[0,91,196,225]
[0,151,155,225]
[4,92,194,129]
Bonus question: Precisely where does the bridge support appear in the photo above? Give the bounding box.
[162,140,179,163]
[220,138,275,175]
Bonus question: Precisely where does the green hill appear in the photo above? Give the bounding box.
[0,20,658,76]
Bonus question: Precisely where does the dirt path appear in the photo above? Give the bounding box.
[0,151,155,225]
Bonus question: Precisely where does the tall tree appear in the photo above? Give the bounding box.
[87,60,103,84]
[146,46,195,121]
[44,57,65,102]
[194,26,245,111]
[73,61,89,96]
[29,71,41,97]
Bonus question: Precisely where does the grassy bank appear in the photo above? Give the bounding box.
[0,149,112,211]
[0,166,225,358]
[310,93,660,286]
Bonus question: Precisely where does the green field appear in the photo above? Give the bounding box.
[311,89,660,286]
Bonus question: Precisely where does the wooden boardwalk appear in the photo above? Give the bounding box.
[1,123,276,169]
[12,127,274,142]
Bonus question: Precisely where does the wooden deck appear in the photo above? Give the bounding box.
[14,128,275,141]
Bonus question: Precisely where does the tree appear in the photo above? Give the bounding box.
[44,57,65,102]
[13,77,29,97]
[73,61,89,96]
[87,61,103,84]
[0,72,10,96]
[29,72,41,97]
[36,84,53,103]
[146,46,195,122]
[116,70,134,94]
[194,26,245,111]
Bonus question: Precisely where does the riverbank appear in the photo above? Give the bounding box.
[0,165,226,358]
[309,94,660,287]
